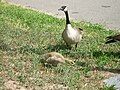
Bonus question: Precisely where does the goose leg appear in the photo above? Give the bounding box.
[65,43,71,49]
[75,43,78,48]
[66,43,69,47]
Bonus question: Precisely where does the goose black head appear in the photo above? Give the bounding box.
[58,6,68,12]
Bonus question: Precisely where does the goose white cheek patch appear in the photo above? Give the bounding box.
[64,7,68,11]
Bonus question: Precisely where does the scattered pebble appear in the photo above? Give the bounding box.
[104,75,120,90]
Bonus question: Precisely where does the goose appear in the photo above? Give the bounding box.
[105,34,120,44]
[58,6,83,48]
[43,52,75,66]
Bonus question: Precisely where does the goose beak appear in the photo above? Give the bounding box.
[58,7,63,11]
[58,8,62,11]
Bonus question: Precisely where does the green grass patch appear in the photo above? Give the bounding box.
[0,2,120,90]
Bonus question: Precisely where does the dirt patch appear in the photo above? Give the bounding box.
[4,80,27,90]
[4,80,70,90]
[87,70,118,88]
[41,83,70,90]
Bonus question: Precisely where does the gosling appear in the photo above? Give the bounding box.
[43,52,75,66]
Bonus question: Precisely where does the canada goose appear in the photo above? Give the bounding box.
[105,34,120,44]
[58,6,83,48]
[43,52,75,66]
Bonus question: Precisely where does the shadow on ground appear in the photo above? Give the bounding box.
[47,44,70,51]
[92,67,120,74]
[93,51,120,59]
[76,60,120,74]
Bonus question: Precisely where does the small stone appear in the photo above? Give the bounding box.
[104,75,120,90]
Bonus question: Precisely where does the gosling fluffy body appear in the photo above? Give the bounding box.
[43,52,75,66]
[58,6,83,48]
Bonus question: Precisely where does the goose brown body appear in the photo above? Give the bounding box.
[58,6,83,48]
[62,24,83,45]
[105,34,120,44]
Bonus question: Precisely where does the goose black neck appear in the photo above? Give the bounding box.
[64,11,71,24]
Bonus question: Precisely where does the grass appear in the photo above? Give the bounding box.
[0,2,120,90]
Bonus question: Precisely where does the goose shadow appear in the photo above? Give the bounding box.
[76,61,120,74]
[92,66,120,74]
[76,58,120,74]
[17,45,45,55]
[91,51,120,73]
[46,44,70,51]
[93,51,120,59]
[15,44,70,55]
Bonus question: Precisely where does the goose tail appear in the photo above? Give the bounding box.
[105,40,116,44]
[106,36,113,39]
